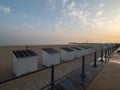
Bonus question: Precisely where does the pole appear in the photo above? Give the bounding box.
[93,52,97,67]
[51,65,54,90]
[105,49,107,61]
[107,48,110,61]
[80,56,86,80]
[100,49,103,62]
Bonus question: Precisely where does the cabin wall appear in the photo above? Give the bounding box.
[61,50,74,61]
[42,51,60,67]
[13,55,38,76]
[50,53,60,66]
[42,51,50,66]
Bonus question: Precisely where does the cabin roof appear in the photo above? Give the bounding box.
[13,50,37,58]
[42,48,59,54]
[71,47,82,50]
[79,46,89,49]
[61,47,74,52]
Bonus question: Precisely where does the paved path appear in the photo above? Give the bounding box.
[87,50,120,90]
[54,59,107,90]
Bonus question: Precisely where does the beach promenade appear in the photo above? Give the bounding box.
[0,54,95,90]
[87,49,120,90]
[0,45,101,90]
[0,44,118,90]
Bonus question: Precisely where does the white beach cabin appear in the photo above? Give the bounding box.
[13,50,38,76]
[42,48,60,67]
[79,46,90,55]
[61,47,74,61]
[71,47,82,58]
[86,46,94,54]
[103,43,109,49]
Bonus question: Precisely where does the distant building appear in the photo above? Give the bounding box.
[61,47,74,61]
[13,50,38,76]
[42,48,60,67]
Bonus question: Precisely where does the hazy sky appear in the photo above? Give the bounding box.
[0,0,120,45]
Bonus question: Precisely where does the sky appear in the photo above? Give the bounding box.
[0,0,120,45]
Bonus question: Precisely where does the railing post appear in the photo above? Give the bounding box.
[105,49,107,61]
[100,49,103,62]
[51,65,54,90]
[108,47,109,56]
[107,48,110,61]
[108,47,110,56]
[93,52,97,67]
[112,47,114,53]
[80,56,86,80]
[110,47,112,56]
[110,47,112,54]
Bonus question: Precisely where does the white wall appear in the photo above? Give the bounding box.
[69,51,74,60]
[80,48,89,56]
[50,54,60,66]
[78,50,83,57]
[42,51,49,66]
[61,50,74,61]
[13,54,38,76]
[87,48,93,54]
[42,51,60,67]
[72,49,78,58]
[61,50,68,61]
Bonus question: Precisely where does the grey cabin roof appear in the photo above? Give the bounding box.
[86,46,93,49]
[42,48,59,54]
[13,50,37,58]
[61,47,74,52]
[71,47,82,50]
[79,46,89,49]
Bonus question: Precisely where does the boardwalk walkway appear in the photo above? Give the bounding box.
[87,50,120,90]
